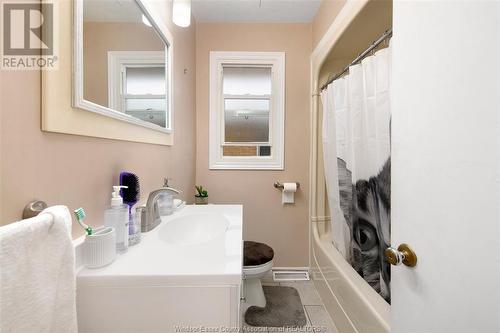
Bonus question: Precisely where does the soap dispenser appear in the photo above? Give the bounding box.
[104,186,129,253]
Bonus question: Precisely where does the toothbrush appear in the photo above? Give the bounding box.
[74,207,93,235]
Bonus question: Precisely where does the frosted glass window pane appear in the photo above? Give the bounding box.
[223,67,271,95]
[224,99,269,143]
[126,66,165,95]
[125,98,165,112]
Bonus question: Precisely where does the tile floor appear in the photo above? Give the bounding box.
[241,280,338,333]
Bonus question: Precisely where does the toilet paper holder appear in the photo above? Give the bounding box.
[273,182,300,190]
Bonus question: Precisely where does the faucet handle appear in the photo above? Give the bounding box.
[136,205,148,233]
[163,177,172,187]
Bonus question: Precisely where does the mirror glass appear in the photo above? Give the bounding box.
[82,0,169,128]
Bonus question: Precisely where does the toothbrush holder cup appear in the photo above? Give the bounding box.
[83,226,117,268]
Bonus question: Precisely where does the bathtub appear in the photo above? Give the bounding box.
[310,219,390,333]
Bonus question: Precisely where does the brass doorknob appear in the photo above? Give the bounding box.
[385,243,417,267]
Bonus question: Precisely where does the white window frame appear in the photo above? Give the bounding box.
[209,51,285,170]
[107,51,170,129]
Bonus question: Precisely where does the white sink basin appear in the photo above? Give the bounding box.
[158,213,230,245]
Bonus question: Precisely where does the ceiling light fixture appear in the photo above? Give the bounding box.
[172,0,191,27]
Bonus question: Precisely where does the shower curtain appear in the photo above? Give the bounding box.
[321,46,391,302]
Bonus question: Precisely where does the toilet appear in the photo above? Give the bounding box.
[242,241,274,308]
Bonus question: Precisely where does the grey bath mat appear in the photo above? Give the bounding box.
[245,286,307,327]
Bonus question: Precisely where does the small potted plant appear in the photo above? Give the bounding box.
[194,185,209,205]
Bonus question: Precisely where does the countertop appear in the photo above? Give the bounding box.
[76,205,243,286]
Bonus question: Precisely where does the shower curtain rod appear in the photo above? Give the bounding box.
[320,28,393,91]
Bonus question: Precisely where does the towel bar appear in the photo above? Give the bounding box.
[22,200,48,219]
[273,182,300,190]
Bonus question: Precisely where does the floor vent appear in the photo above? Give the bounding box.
[272,270,310,282]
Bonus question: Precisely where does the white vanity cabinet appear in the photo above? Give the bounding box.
[77,283,241,332]
[75,205,243,332]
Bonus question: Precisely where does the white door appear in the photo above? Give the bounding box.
[391,1,500,332]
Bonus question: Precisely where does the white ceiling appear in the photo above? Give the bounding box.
[83,0,141,23]
[192,0,322,23]
[84,0,322,24]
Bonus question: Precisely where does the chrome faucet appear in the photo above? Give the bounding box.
[138,181,181,232]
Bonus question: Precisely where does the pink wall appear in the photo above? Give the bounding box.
[312,0,347,49]
[0,11,197,238]
[195,23,312,267]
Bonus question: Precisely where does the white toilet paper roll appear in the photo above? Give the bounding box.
[282,182,297,204]
[283,183,297,192]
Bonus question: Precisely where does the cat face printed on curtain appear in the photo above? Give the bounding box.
[338,158,391,302]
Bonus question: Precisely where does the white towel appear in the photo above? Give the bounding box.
[0,205,77,333]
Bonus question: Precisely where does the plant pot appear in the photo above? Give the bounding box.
[194,196,208,205]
